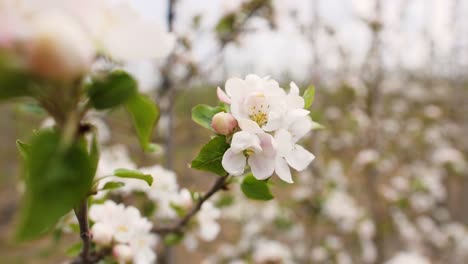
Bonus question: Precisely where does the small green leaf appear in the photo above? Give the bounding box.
[215,13,236,36]
[164,233,184,246]
[89,134,100,176]
[102,181,125,191]
[303,85,315,109]
[16,130,94,241]
[191,136,230,176]
[65,242,82,257]
[311,121,325,130]
[114,168,153,186]
[87,70,137,110]
[215,195,234,208]
[125,94,160,152]
[241,174,274,201]
[16,140,30,159]
[191,104,224,130]
[170,202,186,217]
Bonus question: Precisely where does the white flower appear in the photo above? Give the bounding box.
[196,202,221,241]
[323,190,362,231]
[253,239,292,264]
[218,75,286,133]
[222,131,276,180]
[26,13,94,81]
[128,229,159,264]
[384,251,430,264]
[141,165,180,219]
[274,129,315,183]
[113,244,134,263]
[91,222,113,246]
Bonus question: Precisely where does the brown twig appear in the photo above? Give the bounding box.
[152,175,230,235]
[74,199,92,264]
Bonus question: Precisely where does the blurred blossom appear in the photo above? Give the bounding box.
[252,239,292,264]
[384,251,430,264]
[323,190,362,231]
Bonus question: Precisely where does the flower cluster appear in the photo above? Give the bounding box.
[89,201,158,264]
[215,74,316,183]
[0,0,174,81]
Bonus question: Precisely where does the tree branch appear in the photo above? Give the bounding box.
[152,175,230,235]
[74,199,92,264]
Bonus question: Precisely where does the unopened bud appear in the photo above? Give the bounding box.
[211,112,237,135]
[26,13,94,81]
[113,244,133,263]
[91,222,113,246]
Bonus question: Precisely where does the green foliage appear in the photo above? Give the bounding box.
[102,181,125,191]
[89,134,100,177]
[170,202,187,218]
[164,233,184,246]
[65,242,82,257]
[0,68,34,101]
[16,130,94,241]
[215,194,235,208]
[125,94,160,152]
[114,168,153,186]
[191,135,230,176]
[215,13,236,36]
[191,104,224,130]
[87,70,137,110]
[16,140,30,159]
[303,84,315,109]
[241,174,274,201]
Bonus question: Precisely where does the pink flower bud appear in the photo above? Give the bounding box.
[113,244,133,263]
[91,223,113,246]
[26,14,94,81]
[211,112,237,135]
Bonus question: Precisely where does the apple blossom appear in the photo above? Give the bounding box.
[222,131,276,180]
[26,13,94,81]
[91,222,113,246]
[113,244,134,263]
[212,112,238,135]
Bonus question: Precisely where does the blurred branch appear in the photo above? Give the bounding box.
[73,199,92,264]
[152,175,230,235]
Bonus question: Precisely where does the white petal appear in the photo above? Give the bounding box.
[225,77,247,98]
[199,221,220,241]
[275,129,294,157]
[222,148,246,176]
[289,82,300,96]
[248,153,275,180]
[275,156,293,183]
[263,110,282,132]
[217,87,231,104]
[285,145,315,171]
[230,131,262,152]
[257,133,277,158]
[289,116,313,142]
[238,118,263,134]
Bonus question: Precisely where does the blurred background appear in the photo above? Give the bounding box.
[1,0,468,263]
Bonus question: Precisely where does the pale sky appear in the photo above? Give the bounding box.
[128,0,468,83]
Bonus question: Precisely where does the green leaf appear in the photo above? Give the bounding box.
[102,181,125,191]
[0,69,33,101]
[65,242,82,257]
[303,85,315,109]
[191,135,230,176]
[125,94,160,152]
[114,168,153,186]
[16,130,94,241]
[191,104,224,130]
[87,70,137,110]
[164,233,184,246]
[170,202,186,218]
[89,134,100,176]
[241,174,274,201]
[16,140,30,159]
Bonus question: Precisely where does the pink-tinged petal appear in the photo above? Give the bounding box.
[257,133,277,158]
[238,118,263,134]
[275,156,293,183]
[285,145,315,171]
[248,153,275,180]
[225,77,247,98]
[230,131,262,153]
[216,87,231,104]
[275,129,294,157]
[263,110,282,132]
[222,148,247,176]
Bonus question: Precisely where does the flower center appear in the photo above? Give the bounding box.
[117,225,128,232]
[243,149,255,157]
[247,93,269,127]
